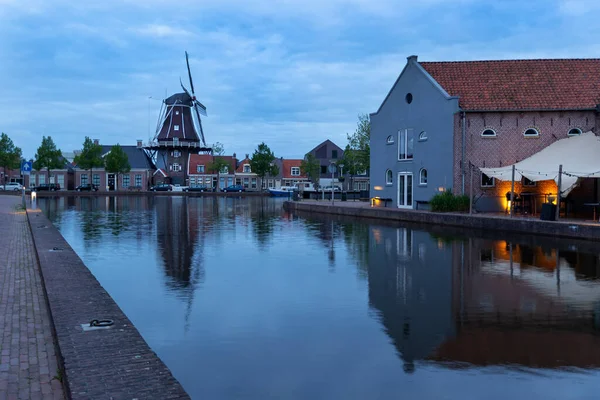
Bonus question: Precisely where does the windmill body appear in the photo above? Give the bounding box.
[145,52,211,186]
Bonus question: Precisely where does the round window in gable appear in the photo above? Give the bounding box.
[481,128,496,137]
[405,93,413,104]
[568,128,582,136]
[523,128,540,137]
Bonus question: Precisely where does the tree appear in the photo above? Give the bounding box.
[250,142,279,191]
[73,137,103,186]
[346,113,370,175]
[104,144,130,191]
[208,142,230,191]
[301,153,321,190]
[33,136,63,184]
[0,133,22,190]
[339,145,361,191]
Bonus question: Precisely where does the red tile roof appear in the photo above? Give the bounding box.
[420,59,600,111]
[236,157,252,173]
[282,159,306,179]
[188,154,236,175]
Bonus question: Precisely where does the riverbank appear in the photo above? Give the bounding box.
[284,200,600,241]
[33,190,268,198]
[25,205,190,399]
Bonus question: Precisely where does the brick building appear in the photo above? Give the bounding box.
[370,56,600,211]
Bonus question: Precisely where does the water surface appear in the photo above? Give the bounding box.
[40,196,600,400]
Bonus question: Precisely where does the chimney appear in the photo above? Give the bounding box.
[407,55,418,63]
[245,153,249,159]
[93,139,99,145]
[233,152,237,159]
[137,139,143,148]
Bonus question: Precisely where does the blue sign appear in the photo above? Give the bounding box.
[21,161,32,175]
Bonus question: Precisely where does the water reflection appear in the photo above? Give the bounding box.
[39,197,600,399]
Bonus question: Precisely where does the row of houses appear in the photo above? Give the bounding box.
[2,139,370,192]
[370,56,600,212]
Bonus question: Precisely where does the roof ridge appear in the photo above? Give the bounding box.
[420,58,600,64]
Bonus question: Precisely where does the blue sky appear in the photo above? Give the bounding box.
[1,0,598,159]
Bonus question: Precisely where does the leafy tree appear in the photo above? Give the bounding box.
[73,137,103,185]
[339,145,361,191]
[33,136,63,184]
[346,113,370,174]
[104,144,130,191]
[301,153,320,190]
[208,142,230,191]
[250,142,279,191]
[0,133,22,190]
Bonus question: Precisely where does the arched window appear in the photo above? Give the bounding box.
[418,131,428,141]
[481,128,496,137]
[419,168,427,185]
[386,169,393,185]
[523,128,540,137]
[405,93,413,104]
[386,135,394,144]
[568,128,582,136]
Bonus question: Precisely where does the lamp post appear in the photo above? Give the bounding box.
[328,162,337,205]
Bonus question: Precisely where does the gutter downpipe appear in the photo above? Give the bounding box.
[461,110,466,195]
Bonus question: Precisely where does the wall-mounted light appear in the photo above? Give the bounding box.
[31,191,37,201]
[373,186,383,191]
[437,187,445,192]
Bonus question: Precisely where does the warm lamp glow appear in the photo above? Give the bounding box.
[437,187,444,192]
[31,191,37,201]
[373,186,383,191]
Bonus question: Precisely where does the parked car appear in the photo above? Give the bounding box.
[35,183,61,191]
[222,185,245,193]
[0,182,23,191]
[149,184,172,192]
[75,184,98,192]
[184,185,211,192]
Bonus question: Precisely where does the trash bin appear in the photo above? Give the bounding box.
[540,203,556,221]
[292,190,300,201]
[341,192,347,201]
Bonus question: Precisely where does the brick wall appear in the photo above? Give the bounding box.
[453,110,597,211]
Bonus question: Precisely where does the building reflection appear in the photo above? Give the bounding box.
[366,225,600,371]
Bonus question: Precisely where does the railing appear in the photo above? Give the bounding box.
[145,141,211,150]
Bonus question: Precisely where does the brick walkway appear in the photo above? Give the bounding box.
[0,195,64,400]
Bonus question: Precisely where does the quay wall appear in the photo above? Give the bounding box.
[283,201,600,241]
[26,208,190,400]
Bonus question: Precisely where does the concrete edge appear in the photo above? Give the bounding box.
[283,201,600,241]
[25,208,190,399]
[25,207,71,398]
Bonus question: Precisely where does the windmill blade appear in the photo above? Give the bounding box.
[195,100,207,116]
[185,51,196,95]
[193,103,207,147]
[179,78,193,100]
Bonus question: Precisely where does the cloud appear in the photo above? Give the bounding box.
[131,24,195,38]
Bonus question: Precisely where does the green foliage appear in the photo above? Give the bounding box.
[250,142,278,179]
[74,137,103,172]
[300,153,320,189]
[209,157,231,174]
[104,144,131,175]
[33,136,63,178]
[211,142,225,156]
[345,113,370,174]
[0,133,22,188]
[430,190,470,212]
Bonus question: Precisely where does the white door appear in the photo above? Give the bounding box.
[398,173,413,209]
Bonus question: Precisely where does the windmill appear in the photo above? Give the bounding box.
[145,51,212,185]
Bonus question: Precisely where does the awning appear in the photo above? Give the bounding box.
[480,132,600,196]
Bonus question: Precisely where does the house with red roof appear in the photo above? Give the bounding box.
[281,159,308,187]
[187,153,237,190]
[370,55,600,212]
[234,155,259,191]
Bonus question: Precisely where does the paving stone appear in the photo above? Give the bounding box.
[0,196,64,400]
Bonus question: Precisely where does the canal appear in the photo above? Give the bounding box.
[39,196,600,399]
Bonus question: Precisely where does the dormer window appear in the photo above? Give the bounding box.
[197,165,205,173]
[221,166,229,174]
[523,128,540,137]
[481,128,497,137]
[568,128,582,136]
[174,125,180,131]
[291,167,300,176]
[243,164,251,173]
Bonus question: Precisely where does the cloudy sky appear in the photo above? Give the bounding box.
[0,0,597,159]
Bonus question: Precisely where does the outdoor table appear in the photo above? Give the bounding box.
[583,203,600,222]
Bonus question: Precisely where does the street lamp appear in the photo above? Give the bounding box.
[328,161,337,205]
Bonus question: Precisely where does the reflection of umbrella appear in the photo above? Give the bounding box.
[429,328,600,369]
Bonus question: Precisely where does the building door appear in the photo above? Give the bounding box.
[398,173,413,209]
[108,174,115,191]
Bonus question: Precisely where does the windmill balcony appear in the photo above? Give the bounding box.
[145,141,212,152]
